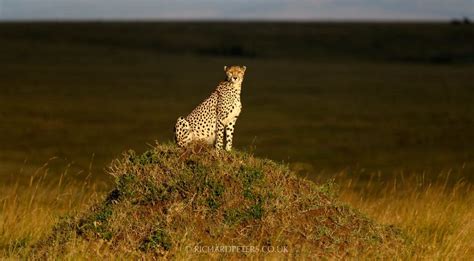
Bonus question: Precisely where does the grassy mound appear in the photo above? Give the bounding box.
[33,142,405,258]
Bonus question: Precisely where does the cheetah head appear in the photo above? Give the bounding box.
[224,65,246,85]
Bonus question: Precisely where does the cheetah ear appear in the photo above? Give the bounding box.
[242,66,247,72]
[224,66,227,71]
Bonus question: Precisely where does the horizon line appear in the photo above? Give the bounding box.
[0,18,457,23]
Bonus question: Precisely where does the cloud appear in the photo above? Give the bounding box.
[0,0,472,21]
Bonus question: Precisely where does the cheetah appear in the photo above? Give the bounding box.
[174,65,246,151]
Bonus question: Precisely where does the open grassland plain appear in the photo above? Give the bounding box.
[1,22,474,258]
[1,22,473,182]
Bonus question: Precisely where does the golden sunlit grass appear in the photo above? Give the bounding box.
[0,160,106,257]
[337,171,474,259]
[1,144,472,259]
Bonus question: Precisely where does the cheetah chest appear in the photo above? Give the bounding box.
[223,101,241,125]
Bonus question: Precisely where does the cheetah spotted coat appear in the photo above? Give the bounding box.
[174,65,246,151]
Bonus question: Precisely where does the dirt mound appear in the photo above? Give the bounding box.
[34,142,405,258]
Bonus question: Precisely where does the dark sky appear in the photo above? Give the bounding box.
[0,0,473,21]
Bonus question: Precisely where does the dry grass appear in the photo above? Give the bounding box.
[0,160,106,257]
[1,144,472,259]
[336,171,474,259]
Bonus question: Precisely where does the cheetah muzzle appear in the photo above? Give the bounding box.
[174,65,246,151]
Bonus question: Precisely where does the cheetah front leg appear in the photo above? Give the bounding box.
[224,118,237,151]
[215,119,225,150]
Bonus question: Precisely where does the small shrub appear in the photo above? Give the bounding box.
[77,204,114,241]
[139,228,172,252]
[116,173,137,197]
